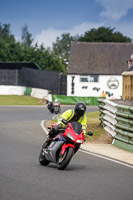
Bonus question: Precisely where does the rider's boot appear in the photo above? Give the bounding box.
[42,127,57,149]
[42,136,51,149]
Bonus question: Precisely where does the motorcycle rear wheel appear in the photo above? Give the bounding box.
[39,149,50,166]
[57,147,74,170]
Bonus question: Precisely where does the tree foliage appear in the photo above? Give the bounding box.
[78,27,132,43]
[52,33,78,65]
[0,23,66,73]
[0,23,132,75]
[21,24,33,47]
[0,23,15,43]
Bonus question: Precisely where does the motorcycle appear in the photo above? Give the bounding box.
[47,101,61,114]
[39,119,93,170]
[53,102,61,114]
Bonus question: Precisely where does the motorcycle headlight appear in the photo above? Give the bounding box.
[76,139,84,144]
[67,133,74,141]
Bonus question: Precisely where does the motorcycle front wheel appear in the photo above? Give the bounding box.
[57,147,74,170]
[39,149,50,166]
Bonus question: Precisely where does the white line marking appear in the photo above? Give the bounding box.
[40,120,48,135]
[80,149,133,169]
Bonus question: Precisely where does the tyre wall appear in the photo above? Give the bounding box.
[98,99,133,153]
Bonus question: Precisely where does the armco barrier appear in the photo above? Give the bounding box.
[0,85,51,100]
[98,99,133,153]
[0,85,26,95]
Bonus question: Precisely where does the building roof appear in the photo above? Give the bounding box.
[0,62,40,70]
[67,42,133,75]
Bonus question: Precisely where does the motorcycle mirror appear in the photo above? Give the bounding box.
[61,119,68,124]
[87,132,93,136]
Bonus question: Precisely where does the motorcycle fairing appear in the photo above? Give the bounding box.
[44,140,64,163]
[53,133,75,155]
[53,133,66,141]
[60,143,75,155]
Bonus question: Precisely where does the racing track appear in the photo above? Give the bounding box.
[0,106,133,200]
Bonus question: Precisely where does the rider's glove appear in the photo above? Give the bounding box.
[57,123,63,130]
[53,123,63,132]
[52,126,58,133]
[48,126,58,139]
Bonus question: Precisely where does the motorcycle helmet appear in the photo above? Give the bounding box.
[55,98,58,103]
[74,102,86,117]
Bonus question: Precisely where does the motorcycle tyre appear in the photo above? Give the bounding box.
[57,147,74,170]
[39,149,50,166]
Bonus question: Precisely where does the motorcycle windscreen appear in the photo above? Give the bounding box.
[71,122,82,135]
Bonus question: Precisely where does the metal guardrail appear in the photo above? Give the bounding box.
[98,99,133,153]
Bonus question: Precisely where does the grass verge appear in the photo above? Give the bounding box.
[0,95,46,105]
[86,111,106,141]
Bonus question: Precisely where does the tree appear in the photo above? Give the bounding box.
[78,27,132,43]
[0,23,16,61]
[18,43,66,74]
[0,22,66,73]
[21,24,33,47]
[52,33,78,65]
[0,23,15,43]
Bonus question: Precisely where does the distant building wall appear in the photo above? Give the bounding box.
[67,74,122,99]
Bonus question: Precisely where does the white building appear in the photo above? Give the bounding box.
[67,42,133,99]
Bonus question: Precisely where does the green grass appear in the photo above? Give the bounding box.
[86,111,105,141]
[0,95,46,105]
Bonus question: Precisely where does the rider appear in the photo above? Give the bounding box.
[54,98,58,103]
[43,102,87,147]
[47,101,54,113]
[53,98,61,113]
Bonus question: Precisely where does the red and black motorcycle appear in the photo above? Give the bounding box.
[39,119,93,170]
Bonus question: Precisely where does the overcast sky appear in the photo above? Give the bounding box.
[0,0,133,48]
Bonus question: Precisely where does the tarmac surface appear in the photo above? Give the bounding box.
[42,120,133,167]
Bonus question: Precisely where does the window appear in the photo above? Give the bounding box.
[80,75,99,82]
[80,76,88,82]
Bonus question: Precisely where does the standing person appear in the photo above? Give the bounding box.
[101,91,106,98]
[43,102,87,147]
[127,54,133,71]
